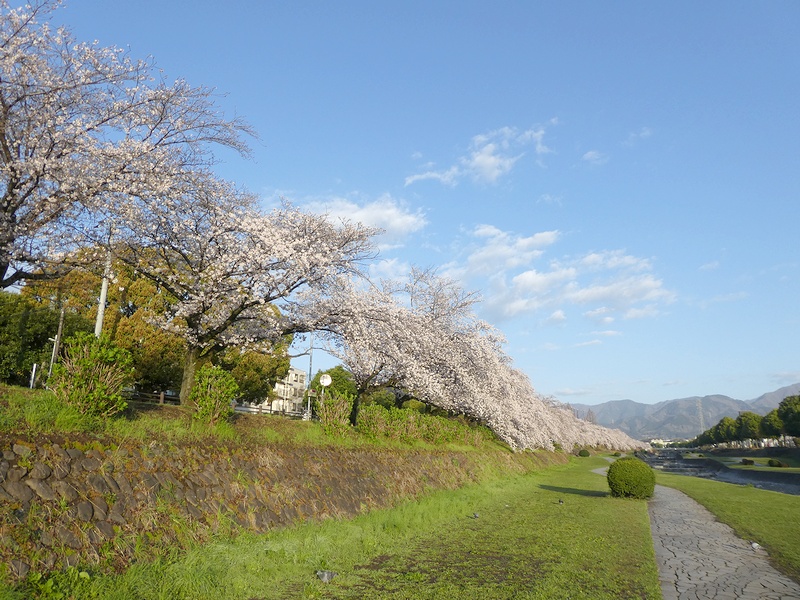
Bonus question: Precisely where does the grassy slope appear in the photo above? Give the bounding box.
[5,457,661,600]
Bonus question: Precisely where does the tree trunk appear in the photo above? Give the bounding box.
[180,346,208,406]
[348,394,362,427]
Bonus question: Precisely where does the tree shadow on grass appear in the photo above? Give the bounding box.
[539,484,609,498]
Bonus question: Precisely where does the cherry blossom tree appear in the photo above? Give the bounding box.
[311,269,646,451]
[85,179,378,404]
[0,0,253,288]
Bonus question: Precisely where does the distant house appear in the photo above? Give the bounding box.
[271,366,307,414]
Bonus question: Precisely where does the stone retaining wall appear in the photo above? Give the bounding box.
[0,435,557,581]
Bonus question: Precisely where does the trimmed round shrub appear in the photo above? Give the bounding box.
[607,457,656,499]
[578,448,591,457]
[768,458,788,468]
[741,458,755,465]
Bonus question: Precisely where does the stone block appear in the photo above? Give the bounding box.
[28,462,52,479]
[87,473,110,495]
[3,480,34,502]
[51,479,78,502]
[81,457,102,472]
[7,467,26,482]
[65,448,84,459]
[54,525,81,550]
[25,478,57,501]
[76,501,94,522]
[51,459,70,479]
[12,443,32,458]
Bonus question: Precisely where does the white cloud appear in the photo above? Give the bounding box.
[462,141,521,183]
[466,226,560,275]
[546,309,567,324]
[623,306,662,319]
[565,274,672,306]
[404,166,460,187]
[575,339,602,347]
[624,126,653,145]
[699,260,720,271]
[369,257,412,283]
[554,387,592,397]
[582,150,609,165]
[584,307,615,324]
[773,371,800,385]
[579,250,650,272]
[405,124,556,187]
[537,193,562,205]
[302,194,427,249]
[451,225,674,323]
[593,330,622,337]
[513,267,576,295]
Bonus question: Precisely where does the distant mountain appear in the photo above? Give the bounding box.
[569,383,800,441]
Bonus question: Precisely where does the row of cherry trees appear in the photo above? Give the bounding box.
[302,269,645,450]
[1,0,645,450]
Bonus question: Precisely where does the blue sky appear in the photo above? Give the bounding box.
[55,1,799,405]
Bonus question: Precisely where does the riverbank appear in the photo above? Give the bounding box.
[641,449,800,495]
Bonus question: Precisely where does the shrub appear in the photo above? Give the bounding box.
[768,458,788,468]
[578,448,591,457]
[49,333,134,418]
[355,403,390,439]
[189,365,238,426]
[741,458,755,465]
[317,389,353,436]
[607,457,656,499]
[613,452,622,457]
[401,399,427,413]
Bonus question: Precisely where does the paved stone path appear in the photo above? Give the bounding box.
[648,484,800,599]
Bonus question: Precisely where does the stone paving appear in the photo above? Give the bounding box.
[648,484,800,599]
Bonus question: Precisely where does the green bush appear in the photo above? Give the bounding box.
[49,333,134,418]
[317,389,354,436]
[190,365,238,426]
[401,399,427,413]
[741,458,755,465]
[354,404,491,447]
[768,458,788,468]
[578,448,590,457]
[355,403,390,439]
[607,457,655,499]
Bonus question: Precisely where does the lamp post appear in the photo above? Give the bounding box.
[319,373,332,412]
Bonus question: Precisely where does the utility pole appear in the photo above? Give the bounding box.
[94,249,112,337]
[305,333,314,419]
[47,306,65,379]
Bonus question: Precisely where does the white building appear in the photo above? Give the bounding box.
[271,366,307,413]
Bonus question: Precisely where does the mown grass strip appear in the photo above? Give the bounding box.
[657,471,800,582]
[3,456,660,600]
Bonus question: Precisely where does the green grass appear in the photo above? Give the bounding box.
[0,385,502,453]
[694,454,800,473]
[657,471,800,581]
[2,457,660,600]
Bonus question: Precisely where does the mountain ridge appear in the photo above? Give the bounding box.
[568,383,800,441]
